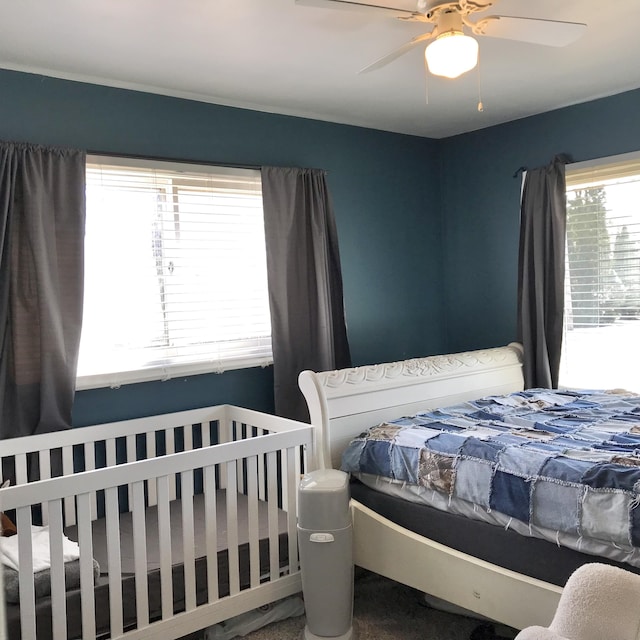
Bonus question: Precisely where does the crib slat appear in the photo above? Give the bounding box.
[202,421,212,448]
[146,431,157,507]
[181,469,197,611]
[280,440,289,511]
[184,424,194,452]
[286,447,299,573]
[132,480,150,629]
[126,433,137,462]
[48,500,68,640]
[62,445,75,526]
[84,441,96,471]
[246,456,260,588]
[257,442,266,501]
[204,465,219,601]
[219,418,232,445]
[104,438,117,535]
[39,449,52,524]
[105,485,124,636]
[127,434,136,508]
[157,474,173,620]
[225,460,240,595]
[217,419,232,491]
[77,493,97,640]
[83,441,97,520]
[267,450,280,580]
[106,437,117,468]
[38,449,52,481]
[16,506,36,640]
[165,428,177,502]
[236,423,246,494]
[14,453,28,485]
[166,427,176,455]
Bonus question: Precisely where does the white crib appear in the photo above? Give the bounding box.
[0,405,313,640]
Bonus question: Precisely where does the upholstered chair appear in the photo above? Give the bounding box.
[515,563,640,640]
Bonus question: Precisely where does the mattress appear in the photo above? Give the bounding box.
[342,388,640,570]
[5,489,290,640]
[349,477,640,587]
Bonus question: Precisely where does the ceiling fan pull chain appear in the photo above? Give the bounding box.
[424,56,430,106]
[476,52,484,112]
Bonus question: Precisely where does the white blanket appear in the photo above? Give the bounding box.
[0,525,80,573]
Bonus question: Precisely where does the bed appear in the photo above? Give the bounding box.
[298,342,640,631]
[0,404,313,640]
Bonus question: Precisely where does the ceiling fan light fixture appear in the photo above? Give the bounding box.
[425,30,479,79]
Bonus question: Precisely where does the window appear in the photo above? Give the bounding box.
[77,156,272,390]
[560,153,640,392]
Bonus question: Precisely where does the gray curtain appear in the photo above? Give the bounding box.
[517,154,571,389]
[0,142,86,439]
[261,166,351,422]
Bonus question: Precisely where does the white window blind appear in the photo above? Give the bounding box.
[77,155,272,390]
[560,153,640,392]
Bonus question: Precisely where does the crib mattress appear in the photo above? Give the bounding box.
[5,489,290,640]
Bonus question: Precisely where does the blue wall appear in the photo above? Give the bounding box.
[440,88,640,353]
[3,68,640,427]
[0,69,444,426]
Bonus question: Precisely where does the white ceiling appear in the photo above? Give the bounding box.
[1,0,640,139]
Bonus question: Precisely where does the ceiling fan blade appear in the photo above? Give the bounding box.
[294,0,420,19]
[473,15,587,47]
[359,31,435,73]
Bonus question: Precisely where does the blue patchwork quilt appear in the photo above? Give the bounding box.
[341,388,640,547]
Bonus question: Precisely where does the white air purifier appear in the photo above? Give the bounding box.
[298,469,355,640]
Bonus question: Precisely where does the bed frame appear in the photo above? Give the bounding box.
[298,342,565,631]
[0,405,313,640]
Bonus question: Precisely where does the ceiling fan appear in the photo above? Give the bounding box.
[295,0,587,79]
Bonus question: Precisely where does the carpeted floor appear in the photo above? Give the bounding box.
[235,570,518,640]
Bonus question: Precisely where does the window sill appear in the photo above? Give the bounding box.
[75,357,274,391]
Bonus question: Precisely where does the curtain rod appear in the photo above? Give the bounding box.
[86,149,260,171]
[86,151,327,174]
[514,153,574,178]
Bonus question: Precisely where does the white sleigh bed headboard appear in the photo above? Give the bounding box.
[298,342,525,470]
